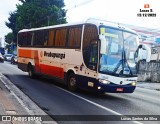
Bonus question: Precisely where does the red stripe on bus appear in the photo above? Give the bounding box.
[40,64,64,79]
[18,49,64,78]
[18,49,34,58]
[34,50,41,72]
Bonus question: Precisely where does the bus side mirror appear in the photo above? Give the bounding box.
[136,44,151,62]
[134,51,138,63]
[99,34,107,54]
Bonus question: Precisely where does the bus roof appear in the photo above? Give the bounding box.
[18,18,137,34]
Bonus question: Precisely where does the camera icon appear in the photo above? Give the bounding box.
[2,116,11,121]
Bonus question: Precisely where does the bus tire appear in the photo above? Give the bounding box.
[28,65,35,78]
[67,73,77,91]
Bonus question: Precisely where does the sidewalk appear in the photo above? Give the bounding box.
[137,81,160,91]
[0,73,57,124]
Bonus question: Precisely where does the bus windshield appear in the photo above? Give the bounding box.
[99,26,138,77]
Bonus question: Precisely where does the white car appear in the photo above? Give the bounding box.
[4,54,12,61]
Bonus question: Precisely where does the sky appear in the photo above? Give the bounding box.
[0,0,160,45]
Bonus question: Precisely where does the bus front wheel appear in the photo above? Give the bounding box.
[68,73,77,91]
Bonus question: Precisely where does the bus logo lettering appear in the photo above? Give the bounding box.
[44,51,65,59]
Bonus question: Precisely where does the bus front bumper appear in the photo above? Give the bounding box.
[96,83,136,93]
[75,75,136,93]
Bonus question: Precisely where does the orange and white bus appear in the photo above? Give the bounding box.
[17,18,142,93]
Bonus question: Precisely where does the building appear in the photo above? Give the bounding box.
[121,24,160,47]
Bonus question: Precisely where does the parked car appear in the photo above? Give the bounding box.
[4,54,12,61]
[11,55,17,64]
[0,53,4,63]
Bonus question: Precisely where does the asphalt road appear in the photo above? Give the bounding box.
[0,61,160,124]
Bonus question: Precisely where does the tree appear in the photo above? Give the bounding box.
[5,0,67,43]
[5,32,14,44]
[5,12,18,42]
[4,32,13,53]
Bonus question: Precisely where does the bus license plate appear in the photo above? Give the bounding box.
[116,88,123,92]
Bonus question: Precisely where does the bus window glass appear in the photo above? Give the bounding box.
[99,26,138,76]
[99,27,123,73]
[34,31,43,46]
[18,32,32,47]
[48,30,55,47]
[123,32,138,74]
[68,26,82,48]
[18,33,23,46]
[123,32,138,61]
[43,30,48,46]
[55,29,67,47]
[33,30,48,47]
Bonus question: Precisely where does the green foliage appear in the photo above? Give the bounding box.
[5,0,67,43]
[5,32,14,44]
[5,12,18,42]
[5,44,12,53]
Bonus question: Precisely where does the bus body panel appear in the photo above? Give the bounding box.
[75,74,136,93]
[18,47,83,79]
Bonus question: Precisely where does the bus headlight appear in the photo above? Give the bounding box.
[131,82,136,86]
[99,79,110,84]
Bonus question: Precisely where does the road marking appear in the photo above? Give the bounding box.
[56,86,143,124]
[133,91,160,103]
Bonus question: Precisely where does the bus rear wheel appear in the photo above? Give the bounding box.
[28,65,35,78]
[68,73,77,91]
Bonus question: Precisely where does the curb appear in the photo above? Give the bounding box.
[0,73,57,124]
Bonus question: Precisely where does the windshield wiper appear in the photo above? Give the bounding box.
[112,50,133,76]
[113,59,123,73]
[123,50,133,76]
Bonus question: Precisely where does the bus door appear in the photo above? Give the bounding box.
[81,40,98,87]
[87,40,98,71]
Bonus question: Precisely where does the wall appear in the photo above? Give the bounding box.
[138,61,160,82]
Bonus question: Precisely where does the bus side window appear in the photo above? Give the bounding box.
[55,28,67,47]
[48,30,55,47]
[83,24,98,71]
[34,31,43,47]
[18,33,23,46]
[33,30,48,47]
[43,30,49,47]
[68,26,82,48]
[18,32,32,47]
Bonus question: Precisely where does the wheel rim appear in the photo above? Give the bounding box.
[29,68,32,77]
[70,77,76,87]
